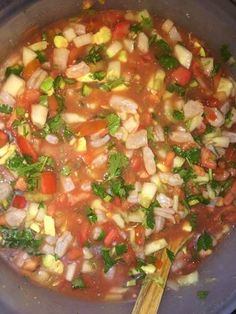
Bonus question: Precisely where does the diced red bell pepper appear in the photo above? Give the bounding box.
[171,66,192,86]
[0,130,8,148]
[16,135,38,162]
[40,171,57,194]
[12,195,27,209]
[112,21,130,40]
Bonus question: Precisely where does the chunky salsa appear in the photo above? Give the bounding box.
[0,9,236,301]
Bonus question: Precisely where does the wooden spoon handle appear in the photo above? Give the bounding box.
[132,232,192,314]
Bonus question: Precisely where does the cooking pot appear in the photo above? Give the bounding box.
[0,0,236,313]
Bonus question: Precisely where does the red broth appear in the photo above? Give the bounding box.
[0,9,235,301]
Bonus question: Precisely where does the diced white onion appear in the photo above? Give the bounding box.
[5,208,26,227]
[53,48,70,70]
[162,19,174,33]
[184,100,203,120]
[0,182,12,201]
[65,263,77,281]
[110,95,138,114]
[62,112,86,123]
[126,129,148,149]
[123,39,134,53]
[31,105,48,129]
[2,74,25,97]
[0,91,16,107]
[66,61,90,78]
[92,154,107,168]
[91,134,110,148]
[123,116,139,133]
[156,193,173,208]
[142,146,156,175]
[73,24,86,35]
[55,231,73,258]
[174,44,192,69]
[169,26,182,42]
[27,68,48,89]
[159,172,183,186]
[63,28,77,42]
[169,130,194,143]
[137,32,149,53]
[73,33,92,48]
[45,134,59,145]
[222,131,236,143]
[61,177,75,192]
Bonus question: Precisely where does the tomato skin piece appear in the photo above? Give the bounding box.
[48,95,58,117]
[201,147,216,169]
[22,59,41,80]
[171,66,192,86]
[77,120,108,137]
[67,247,83,260]
[104,228,121,247]
[40,171,57,194]
[77,219,91,246]
[112,21,130,40]
[16,89,41,109]
[123,245,136,266]
[135,225,145,246]
[12,195,27,209]
[0,130,8,148]
[16,135,38,162]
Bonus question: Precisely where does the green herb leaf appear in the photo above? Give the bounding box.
[106,113,121,135]
[5,65,23,78]
[0,226,42,255]
[84,45,104,64]
[81,84,92,97]
[158,55,179,70]
[91,182,112,202]
[101,248,116,273]
[35,50,47,63]
[60,165,71,177]
[167,83,186,96]
[0,104,13,114]
[188,212,198,230]
[87,207,97,224]
[110,177,134,199]
[115,243,128,256]
[173,146,201,164]
[72,277,86,289]
[149,36,171,54]
[173,110,184,121]
[96,230,105,241]
[100,78,125,92]
[220,44,233,63]
[166,248,175,263]
[130,23,142,33]
[142,201,159,230]
[107,152,129,179]
[140,16,153,29]
[174,167,196,182]
[90,71,106,81]
[197,232,213,251]
[197,290,209,300]
[147,126,156,144]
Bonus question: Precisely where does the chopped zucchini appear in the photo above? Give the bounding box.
[144,238,168,255]
[147,69,166,92]
[29,41,48,51]
[139,182,157,208]
[106,61,121,80]
[217,77,233,97]
[42,254,64,274]
[106,41,122,58]
[44,215,56,236]
[22,47,37,66]
[174,44,192,69]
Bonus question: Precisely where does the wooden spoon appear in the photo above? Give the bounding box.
[132,221,193,314]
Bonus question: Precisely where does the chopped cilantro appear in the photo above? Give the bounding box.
[5,65,23,78]
[90,71,106,81]
[91,182,112,202]
[84,45,104,64]
[60,165,71,176]
[130,23,142,33]
[173,110,184,121]
[115,243,128,256]
[101,248,116,273]
[35,50,47,63]
[147,126,156,144]
[167,83,186,96]
[0,104,13,114]
[197,232,213,251]
[188,212,198,230]
[107,152,129,179]
[173,146,200,164]
[96,230,105,241]
[87,207,97,224]
[106,113,121,135]
[211,63,221,76]
[142,201,159,230]
[140,16,153,29]
[197,290,209,300]
[0,226,42,255]
[149,36,171,54]
[100,78,125,92]
[158,55,179,70]
[166,248,175,263]
[220,44,234,63]
[110,177,134,199]
[72,277,86,289]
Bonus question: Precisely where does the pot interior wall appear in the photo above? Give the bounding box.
[0,1,236,314]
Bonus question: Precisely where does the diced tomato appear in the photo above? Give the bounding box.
[135,225,145,246]
[15,177,27,191]
[22,59,41,80]
[0,215,6,225]
[112,21,130,40]
[225,146,236,162]
[40,171,57,194]
[131,153,144,172]
[16,135,38,161]
[104,228,121,247]
[196,122,206,134]
[113,197,122,207]
[77,218,91,246]
[16,89,41,109]
[67,247,83,260]
[204,96,220,108]
[77,120,108,137]
[101,10,124,27]
[48,95,58,117]
[164,151,175,168]
[68,47,85,65]
[155,258,163,270]
[171,66,192,86]
[12,195,27,209]
[123,245,136,266]
[141,52,152,63]
[0,130,8,148]
[204,107,217,121]
[201,147,216,169]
